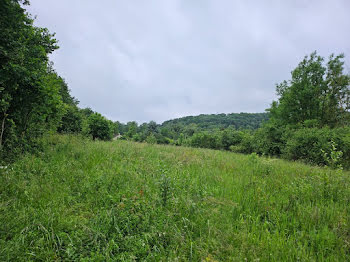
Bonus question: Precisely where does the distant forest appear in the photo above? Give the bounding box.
[161,113,269,130]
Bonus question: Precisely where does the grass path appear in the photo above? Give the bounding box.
[1,135,350,261]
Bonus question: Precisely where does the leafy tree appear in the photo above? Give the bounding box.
[114,121,126,134]
[147,121,158,134]
[145,133,157,144]
[88,113,112,141]
[0,0,64,158]
[269,52,350,127]
[111,121,120,136]
[58,105,82,133]
[160,127,171,137]
[125,121,138,139]
[183,123,198,137]
[80,107,94,118]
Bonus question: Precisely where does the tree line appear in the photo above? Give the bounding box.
[162,113,269,130]
[117,52,350,168]
[0,0,119,162]
[1,0,350,168]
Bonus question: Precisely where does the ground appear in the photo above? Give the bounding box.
[1,135,349,261]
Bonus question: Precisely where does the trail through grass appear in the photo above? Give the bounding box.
[1,135,350,261]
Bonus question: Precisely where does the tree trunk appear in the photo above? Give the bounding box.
[0,113,7,150]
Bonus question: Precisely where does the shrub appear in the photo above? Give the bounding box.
[145,134,157,144]
[282,127,350,167]
[189,132,221,149]
[253,121,286,156]
[230,132,254,154]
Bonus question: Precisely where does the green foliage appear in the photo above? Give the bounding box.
[230,131,255,154]
[250,52,350,167]
[282,127,350,168]
[0,0,75,161]
[145,133,157,144]
[125,121,138,139]
[283,128,332,164]
[111,121,120,136]
[188,132,221,149]
[87,113,113,141]
[321,140,343,169]
[252,120,286,156]
[269,51,350,127]
[1,135,350,260]
[58,105,82,133]
[162,112,269,131]
[220,129,243,150]
[80,107,94,118]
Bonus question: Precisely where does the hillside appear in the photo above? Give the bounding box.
[1,135,350,261]
[161,112,269,130]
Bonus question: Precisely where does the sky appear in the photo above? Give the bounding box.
[27,0,350,124]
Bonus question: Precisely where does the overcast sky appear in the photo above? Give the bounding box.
[27,0,350,124]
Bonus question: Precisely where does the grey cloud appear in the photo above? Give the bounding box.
[28,0,350,123]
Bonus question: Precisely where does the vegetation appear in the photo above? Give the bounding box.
[87,113,113,141]
[0,0,117,162]
[269,52,350,128]
[1,1,350,260]
[1,135,350,261]
[117,52,350,168]
[162,113,269,130]
[1,0,61,159]
[1,1,348,168]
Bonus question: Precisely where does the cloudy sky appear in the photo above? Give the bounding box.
[27,0,350,124]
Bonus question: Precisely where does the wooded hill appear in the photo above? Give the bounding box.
[161,113,269,130]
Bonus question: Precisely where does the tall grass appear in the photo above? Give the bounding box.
[1,135,350,261]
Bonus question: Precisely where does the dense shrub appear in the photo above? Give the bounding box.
[252,121,287,156]
[282,127,350,167]
[189,132,221,149]
[145,134,157,144]
[220,129,243,150]
[230,132,255,154]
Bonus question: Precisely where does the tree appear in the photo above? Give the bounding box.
[80,107,94,118]
[1,0,64,158]
[111,121,120,136]
[58,105,82,133]
[147,121,158,134]
[183,123,198,137]
[88,113,112,141]
[125,121,137,139]
[145,133,157,144]
[269,52,350,127]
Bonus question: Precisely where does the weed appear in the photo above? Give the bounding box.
[159,172,172,207]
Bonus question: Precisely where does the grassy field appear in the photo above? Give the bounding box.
[1,135,350,261]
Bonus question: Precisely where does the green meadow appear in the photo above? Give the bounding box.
[1,135,350,261]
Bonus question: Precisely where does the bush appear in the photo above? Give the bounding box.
[220,129,244,150]
[253,121,286,156]
[189,132,221,149]
[282,127,350,167]
[145,134,157,144]
[230,132,255,154]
